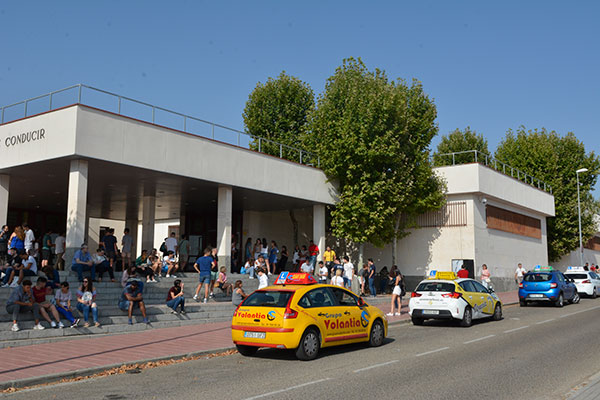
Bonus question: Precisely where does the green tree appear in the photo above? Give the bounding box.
[307,58,445,261]
[243,72,315,162]
[433,127,489,166]
[495,127,600,262]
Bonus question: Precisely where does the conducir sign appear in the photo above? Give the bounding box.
[3,128,46,148]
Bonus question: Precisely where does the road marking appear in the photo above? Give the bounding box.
[353,359,399,373]
[463,334,495,344]
[536,318,555,325]
[559,305,600,318]
[510,317,520,320]
[504,325,529,334]
[416,347,449,357]
[244,378,332,400]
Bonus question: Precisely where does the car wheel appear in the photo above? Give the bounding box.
[593,289,597,299]
[411,317,424,326]
[236,344,258,357]
[555,293,564,308]
[572,293,580,304]
[295,328,320,361]
[460,306,473,327]
[369,319,385,347]
[519,299,527,307]
[492,304,502,321]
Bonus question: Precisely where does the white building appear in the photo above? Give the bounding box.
[555,215,600,269]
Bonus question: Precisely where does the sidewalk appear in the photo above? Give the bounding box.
[0,290,518,390]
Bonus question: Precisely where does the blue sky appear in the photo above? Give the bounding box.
[1,1,599,191]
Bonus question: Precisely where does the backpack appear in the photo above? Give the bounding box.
[159,242,167,253]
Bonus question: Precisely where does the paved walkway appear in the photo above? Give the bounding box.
[0,290,518,388]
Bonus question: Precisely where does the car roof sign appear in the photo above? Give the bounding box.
[567,266,586,272]
[275,272,317,285]
[533,265,553,272]
[427,271,457,280]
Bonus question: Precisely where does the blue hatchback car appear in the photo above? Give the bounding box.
[519,267,580,307]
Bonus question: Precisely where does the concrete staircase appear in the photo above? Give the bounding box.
[0,270,264,348]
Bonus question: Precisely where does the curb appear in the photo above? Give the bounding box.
[0,346,236,392]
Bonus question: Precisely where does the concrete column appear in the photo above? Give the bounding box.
[65,160,88,267]
[217,185,233,270]
[313,204,326,262]
[126,218,139,258]
[142,191,156,252]
[0,175,9,227]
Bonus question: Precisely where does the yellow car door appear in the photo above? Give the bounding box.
[327,287,370,344]
[296,287,339,342]
[472,280,495,315]
[459,280,484,318]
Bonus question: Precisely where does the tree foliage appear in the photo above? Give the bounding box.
[307,58,445,247]
[495,127,600,262]
[243,72,315,161]
[433,127,489,166]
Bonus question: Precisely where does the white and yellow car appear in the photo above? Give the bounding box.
[409,272,502,327]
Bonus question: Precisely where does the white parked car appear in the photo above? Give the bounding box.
[564,266,600,298]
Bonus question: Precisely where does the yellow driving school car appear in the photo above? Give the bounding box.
[231,272,388,360]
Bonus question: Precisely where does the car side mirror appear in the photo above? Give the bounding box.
[488,288,495,293]
[357,297,366,307]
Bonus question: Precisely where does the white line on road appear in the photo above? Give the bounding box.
[504,325,529,334]
[559,305,600,318]
[244,378,332,400]
[463,334,496,344]
[536,318,555,325]
[416,347,450,357]
[353,359,399,373]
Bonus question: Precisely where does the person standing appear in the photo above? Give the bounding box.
[9,226,25,254]
[100,229,118,271]
[41,229,54,272]
[480,264,492,289]
[260,238,270,275]
[54,232,66,271]
[368,259,377,298]
[323,246,336,275]
[331,269,344,287]
[165,232,178,255]
[23,224,35,254]
[121,228,133,270]
[515,263,527,285]
[387,269,402,316]
[292,245,300,271]
[308,240,319,271]
[317,261,328,284]
[209,247,219,297]
[244,238,253,264]
[178,234,190,273]
[279,245,289,272]
[166,279,185,314]
[343,256,354,289]
[457,264,469,279]
[0,225,10,263]
[359,264,369,296]
[253,239,262,261]
[268,241,279,275]
[193,248,213,303]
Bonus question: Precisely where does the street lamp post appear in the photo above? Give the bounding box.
[576,168,589,266]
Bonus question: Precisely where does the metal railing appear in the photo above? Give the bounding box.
[0,84,320,167]
[432,150,552,194]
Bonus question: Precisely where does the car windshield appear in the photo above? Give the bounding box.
[565,274,587,280]
[242,290,293,307]
[524,273,552,282]
[416,282,456,292]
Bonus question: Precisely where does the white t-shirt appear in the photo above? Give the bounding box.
[331,276,344,287]
[24,255,37,274]
[319,266,328,280]
[515,267,527,278]
[165,237,178,252]
[24,229,35,250]
[343,262,354,280]
[258,274,269,289]
[54,236,66,254]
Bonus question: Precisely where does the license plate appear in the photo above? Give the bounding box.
[244,331,266,339]
[529,294,544,298]
[423,310,439,315]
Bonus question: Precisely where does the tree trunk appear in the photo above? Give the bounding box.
[391,215,401,266]
[289,209,299,248]
[358,242,364,268]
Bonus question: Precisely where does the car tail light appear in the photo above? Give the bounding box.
[519,283,523,288]
[411,292,422,298]
[582,280,591,284]
[442,292,462,299]
[284,307,298,319]
[550,283,558,288]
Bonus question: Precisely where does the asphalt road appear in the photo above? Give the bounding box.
[4,298,600,400]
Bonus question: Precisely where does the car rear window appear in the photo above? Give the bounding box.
[243,291,293,307]
[524,273,552,282]
[565,274,587,280]
[416,282,456,292]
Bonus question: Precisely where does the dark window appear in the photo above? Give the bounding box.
[243,290,293,308]
[416,282,456,292]
[459,280,476,293]
[557,273,565,283]
[298,288,336,308]
[331,287,358,306]
[471,281,490,293]
[524,273,552,282]
[565,274,588,280]
[590,272,599,280]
